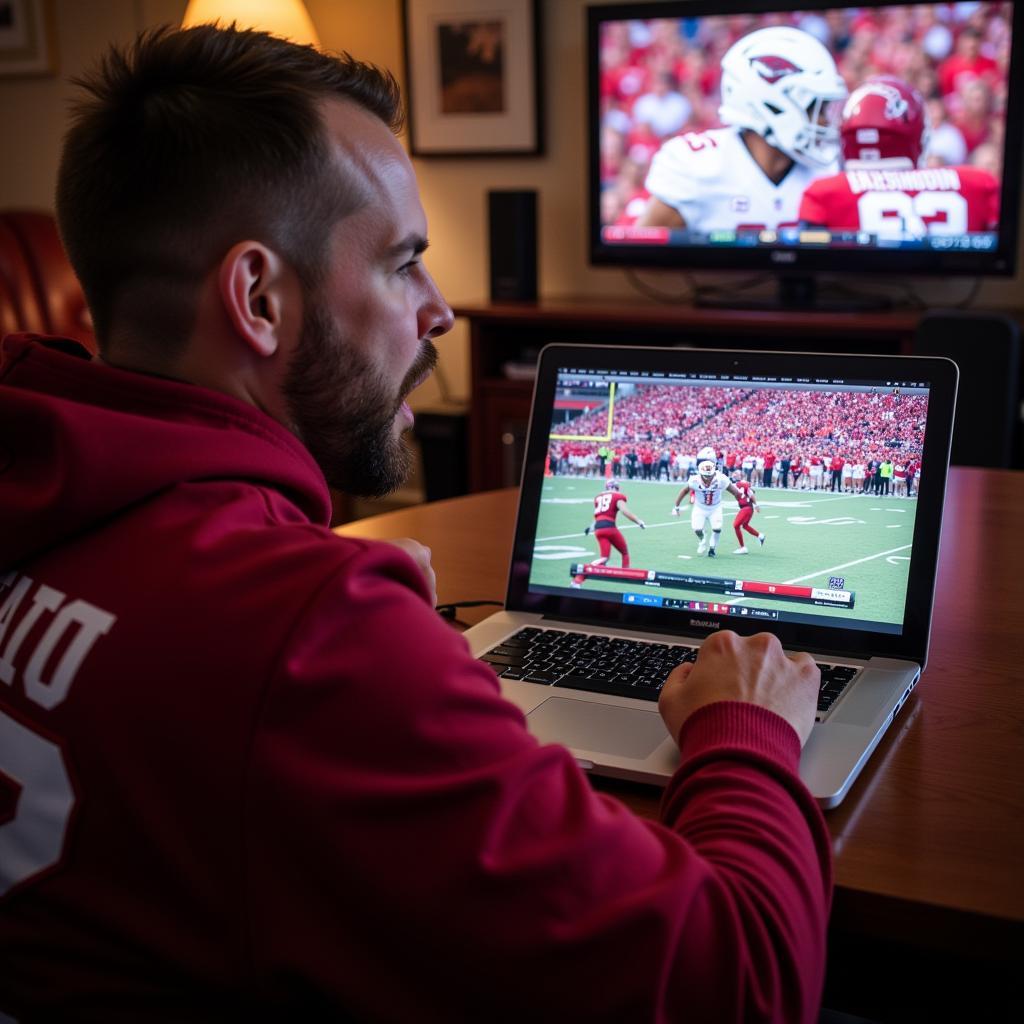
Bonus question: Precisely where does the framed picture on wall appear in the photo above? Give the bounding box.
[401,0,543,157]
[0,0,56,77]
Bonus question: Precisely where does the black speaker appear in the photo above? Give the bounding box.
[413,411,468,501]
[488,190,537,302]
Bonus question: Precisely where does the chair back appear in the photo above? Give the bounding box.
[0,209,95,352]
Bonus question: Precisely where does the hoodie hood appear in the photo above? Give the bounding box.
[0,334,332,567]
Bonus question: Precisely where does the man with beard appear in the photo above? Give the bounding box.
[0,26,829,1023]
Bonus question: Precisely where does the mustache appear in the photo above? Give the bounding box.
[396,339,439,406]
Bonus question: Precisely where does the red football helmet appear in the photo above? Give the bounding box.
[840,75,929,166]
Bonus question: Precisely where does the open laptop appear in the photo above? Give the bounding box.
[465,344,957,808]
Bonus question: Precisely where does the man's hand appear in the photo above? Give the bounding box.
[638,520,646,529]
[671,506,680,516]
[385,538,437,606]
[658,631,819,747]
[584,525,592,536]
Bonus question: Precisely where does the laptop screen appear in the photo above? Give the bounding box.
[520,351,948,644]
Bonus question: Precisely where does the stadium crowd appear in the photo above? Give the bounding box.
[599,4,1012,227]
[547,384,926,496]
[558,384,730,440]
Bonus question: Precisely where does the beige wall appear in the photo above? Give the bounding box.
[2,1,1023,407]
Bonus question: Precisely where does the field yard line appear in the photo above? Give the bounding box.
[782,544,913,585]
[720,542,914,607]
[536,520,681,543]
[768,494,853,504]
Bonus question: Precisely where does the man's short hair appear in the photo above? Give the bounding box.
[56,24,402,354]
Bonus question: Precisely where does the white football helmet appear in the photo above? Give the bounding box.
[698,460,716,480]
[719,26,848,168]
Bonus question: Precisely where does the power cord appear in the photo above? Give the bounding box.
[625,266,983,312]
[952,277,983,309]
[690,272,776,302]
[436,600,503,622]
[624,268,697,303]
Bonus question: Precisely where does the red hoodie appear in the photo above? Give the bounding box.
[0,336,831,1022]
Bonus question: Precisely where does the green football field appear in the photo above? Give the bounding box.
[528,476,919,626]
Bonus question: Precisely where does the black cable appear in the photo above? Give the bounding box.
[953,277,983,309]
[691,272,776,299]
[435,600,504,621]
[811,276,921,310]
[623,268,695,304]
[897,276,982,311]
[624,268,785,304]
[625,265,984,313]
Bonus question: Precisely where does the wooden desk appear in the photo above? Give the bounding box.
[337,470,1023,1015]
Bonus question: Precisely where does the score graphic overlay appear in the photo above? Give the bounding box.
[569,564,855,609]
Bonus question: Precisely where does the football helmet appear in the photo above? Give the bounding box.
[841,75,929,167]
[605,478,619,490]
[719,26,848,168]
[698,460,716,480]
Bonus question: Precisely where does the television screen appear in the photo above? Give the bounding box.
[589,0,1023,283]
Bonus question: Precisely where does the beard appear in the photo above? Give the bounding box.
[282,293,437,498]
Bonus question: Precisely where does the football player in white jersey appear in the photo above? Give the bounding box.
[637,26,847,233]
[671,459,744,558]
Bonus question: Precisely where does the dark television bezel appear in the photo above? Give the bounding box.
[587,0,1024,279]
[506,344,958,665]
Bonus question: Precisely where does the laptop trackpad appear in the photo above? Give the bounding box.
[527,697,668,759]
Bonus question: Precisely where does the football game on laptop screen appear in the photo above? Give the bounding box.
[525,362,935,636]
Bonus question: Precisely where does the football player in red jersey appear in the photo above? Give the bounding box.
[730,471,766,554]
[798,75,1000,239]
[572,478,646,586]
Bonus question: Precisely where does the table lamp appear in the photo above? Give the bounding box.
[181,0,320,48]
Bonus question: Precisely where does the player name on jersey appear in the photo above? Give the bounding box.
[845,167,963,194]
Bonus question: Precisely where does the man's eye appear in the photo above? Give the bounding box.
[397,259,420,277]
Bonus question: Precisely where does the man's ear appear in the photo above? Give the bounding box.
[218,241,291,358]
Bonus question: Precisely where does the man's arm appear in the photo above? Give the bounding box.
[636,196,687,229]
[383,537,436,605]
[248,546,831,1022]
[660,629,817,746]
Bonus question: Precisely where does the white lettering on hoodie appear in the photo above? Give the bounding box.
[0,571,115,897]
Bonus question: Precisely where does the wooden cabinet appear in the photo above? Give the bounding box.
[456,298,924,491]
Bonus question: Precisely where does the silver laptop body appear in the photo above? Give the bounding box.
[465,345,957,808]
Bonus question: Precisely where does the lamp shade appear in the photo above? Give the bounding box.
[181,0,320,48]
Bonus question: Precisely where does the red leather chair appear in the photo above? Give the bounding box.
[0,210,95,352]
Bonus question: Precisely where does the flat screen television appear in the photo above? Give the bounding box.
[588,0,1023,306]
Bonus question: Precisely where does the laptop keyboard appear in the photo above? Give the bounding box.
[479,627,859,716]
